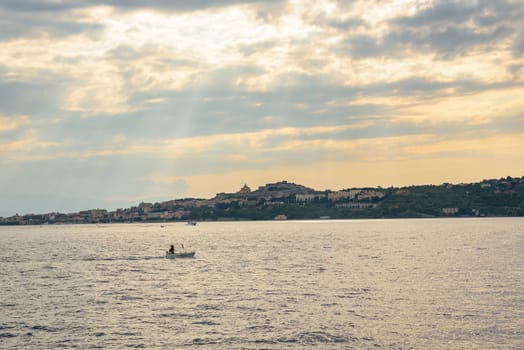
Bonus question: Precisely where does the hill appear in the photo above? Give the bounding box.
[1,177,523,225]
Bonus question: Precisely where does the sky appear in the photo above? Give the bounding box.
[1,0,524,215]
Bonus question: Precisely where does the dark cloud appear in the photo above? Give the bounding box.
[346,35,385,59]
[95,71,505,139]
[0,8,103,40]
[327,1,524,60]
[507,63,523,78]
[389,0,524,58]
[346,24,512,59]
[44,67,519,142]
[311,11,366,31]
[324,17,365,31]
[394,1,520,28]
[0,0,284,13]
[39,69,361,142]
[416,25,512,58]
[0,0,285,40]
[312,1,524,61]
[106,45,151,61]
[0,1,76,13]
[513,33,524,58]
[395,1,478,27]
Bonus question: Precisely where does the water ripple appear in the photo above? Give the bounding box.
[1,219,522,349]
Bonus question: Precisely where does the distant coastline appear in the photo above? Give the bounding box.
[1,176,523,225]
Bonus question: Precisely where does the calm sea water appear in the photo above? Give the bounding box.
[1,218,523,349]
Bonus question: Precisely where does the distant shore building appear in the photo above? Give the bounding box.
[442,207,459,215]
[237,184,251,194]
[295,193,326,203]
[328,190,361,201]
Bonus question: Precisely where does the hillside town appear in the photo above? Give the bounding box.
[1,176,524,225]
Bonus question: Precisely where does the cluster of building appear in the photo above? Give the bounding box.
[3,177,522,225]
[1,181,385,225]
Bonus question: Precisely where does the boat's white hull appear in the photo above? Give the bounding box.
[165,251,196,259]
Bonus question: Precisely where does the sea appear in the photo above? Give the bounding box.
[0,218,523,349]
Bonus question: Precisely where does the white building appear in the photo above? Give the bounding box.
[295,194,325,203]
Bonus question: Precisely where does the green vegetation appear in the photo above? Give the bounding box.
[1,177,523,225]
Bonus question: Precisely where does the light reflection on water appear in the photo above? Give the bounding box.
[1,218,523,349]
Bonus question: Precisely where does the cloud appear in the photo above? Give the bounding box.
[0,0,284,14]
[0,79,64,116]
[0,4,295,115]
[403,132,524,156]
[122,123,375,163]
[0,0,288,43]
[0,122,374,162]
[327,0,523,62]
[2,0,517,119]
[147,136,524,198]
[394,0,523,28]
[391,86,524,125]
[394,1,479,27]
[0,129,61,157]
[0,115,30,132]
[346,21,513,60]
[513,32,524,57]
[0,0,523,214]
[0,4,103,41]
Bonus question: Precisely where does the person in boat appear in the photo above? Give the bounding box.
[168,245,175,254]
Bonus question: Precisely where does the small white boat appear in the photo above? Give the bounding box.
[165,251,196,259]
[186,220,197,226]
